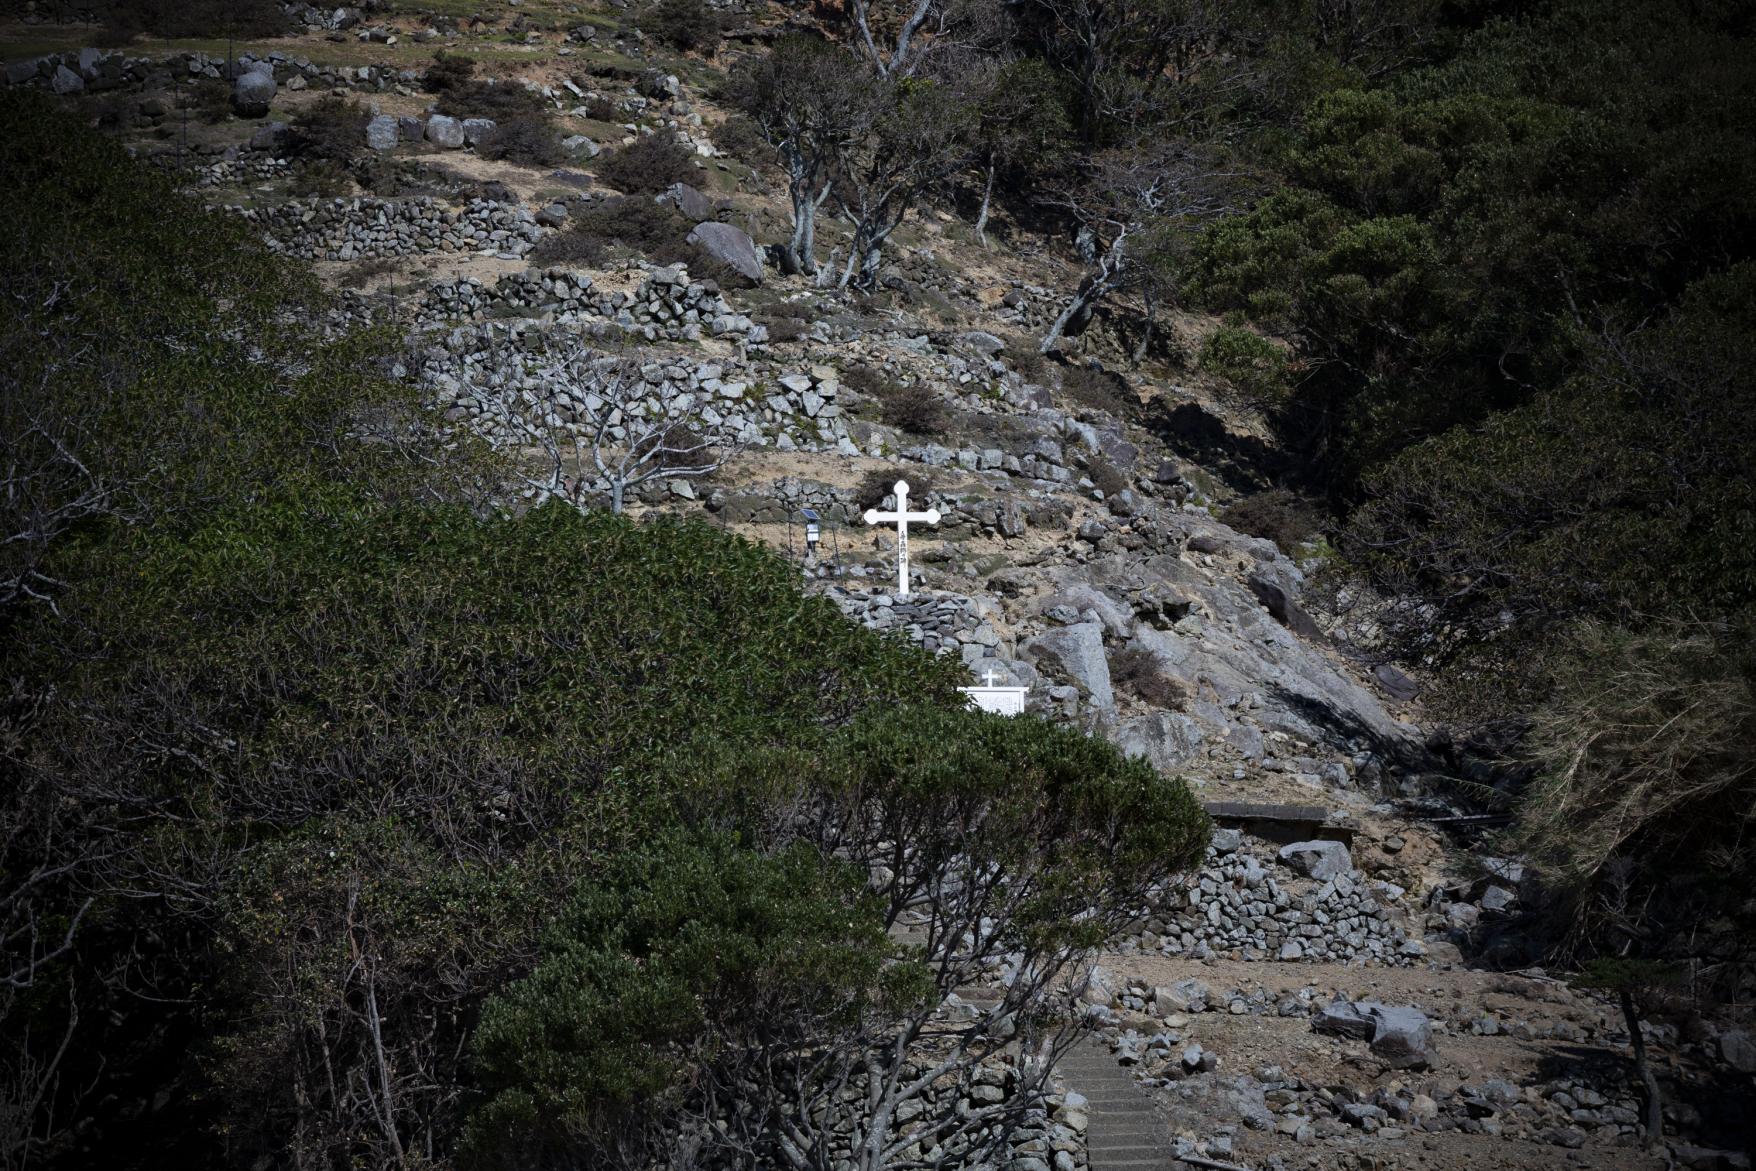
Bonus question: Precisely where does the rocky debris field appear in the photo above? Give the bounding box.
[11,22,1751,1170]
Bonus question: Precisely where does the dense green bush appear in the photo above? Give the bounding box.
[435,79,550,120]
[852,466,934,512]
[1199,325,1289,401]
[423,50,478,94]
[480,114,565,167]
[531,196,691,267]
[470,708,1209,1170]
[1057,364,1133,417]
[1219,488,1325,555]
[639,0,724,53]
[289,94,368,161]
[596,134,699,194]
[465,834,899,1169]
[711,113,768,164]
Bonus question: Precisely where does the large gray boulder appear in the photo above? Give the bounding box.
[1279,839,1353,881]
[425,114,465,148]
[687,221,763,283]
[1361,1003,1434,1069]
[1021,621,1113,711]
[249,121,292,154]
[231,69,276,118]
[661,182,719,220]
[1719,1029,1756,1073]
[1113,711,1205,773]
[5,59,42,87]
[51,64,84,95]
[561,134,600,158]
[365,114,399,151]
[1314,1000,1434,1069]
[460,117,497,146]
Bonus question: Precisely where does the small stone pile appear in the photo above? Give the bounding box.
[1122,835,1420,966]
[602,265,761,344]
[827,589,1009,663]
[190,156,293,187]
[244,197,547,261]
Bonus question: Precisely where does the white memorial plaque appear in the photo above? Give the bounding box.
[958,668,1029,717]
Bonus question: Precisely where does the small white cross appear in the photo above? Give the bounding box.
[981,668,1002,687]
[862,478,940,599]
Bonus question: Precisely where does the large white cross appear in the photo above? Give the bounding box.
[863,478,939,598]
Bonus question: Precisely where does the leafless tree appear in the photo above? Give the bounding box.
[513,339,737,514]
[1038,142,1245,352]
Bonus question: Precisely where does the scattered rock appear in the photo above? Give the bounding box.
[231,69,275,117]
[687,221,764,284]
[1278,839,1353,881]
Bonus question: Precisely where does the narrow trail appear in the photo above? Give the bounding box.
[1057,1039,1173,1171]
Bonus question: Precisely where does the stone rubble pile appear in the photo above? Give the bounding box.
[178,155,296,186]
[827,589,1010,664]
[1119,834,1420,966]
[420,264,764,345]
[416,323,853,453]
[4,46,409,96]
[242,196,548,261]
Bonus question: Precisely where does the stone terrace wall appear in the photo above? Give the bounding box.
[242,197,548,261]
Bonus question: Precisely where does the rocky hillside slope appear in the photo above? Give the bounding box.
[6,9,1749,1168]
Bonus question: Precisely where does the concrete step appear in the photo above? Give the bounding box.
[1057,1035,1171,1171]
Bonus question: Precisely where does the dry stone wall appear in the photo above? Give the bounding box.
[1120,833,1421,966]
[243,196,548,261]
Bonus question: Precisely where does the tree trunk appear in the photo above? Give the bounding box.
[1620,989,1664,1146]
[784,189,818,276]
[1040,279,1098,353]
[1131,287,1157,366]
[610,478,626,515]
[1040,234,1130,353]
[974,158,996,246]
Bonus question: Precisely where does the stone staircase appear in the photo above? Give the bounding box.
[1056,1039,1174,1171]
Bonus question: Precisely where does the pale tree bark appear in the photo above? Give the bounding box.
[974,155,997,246]
[516,338,738,514]
[1038,144,1245,353]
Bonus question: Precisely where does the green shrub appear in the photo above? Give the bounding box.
[470,707,1210,1170]
[423,50,477,94]
[758,312,811,342]
[289,94,367,161]
[290,157,351,196]
[1218,488,1325,554]
[581,94,623,122]
[481,114,565,168]
[853,466,933,511]
[711,114,769,165]
[1057,364,1132,416]
[531,196,691,267]
[1199,325,1289,400]
[466,833,894,1169]
[639,0,724,53]
[596,134,698,194]
[878,382,948,435]
[529,228,611,267]
[178,76,233,124]
[1087,453,1128,497]
[1109,645,1188,709]
[1003,337,1047,382]
[435,79,550,120]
